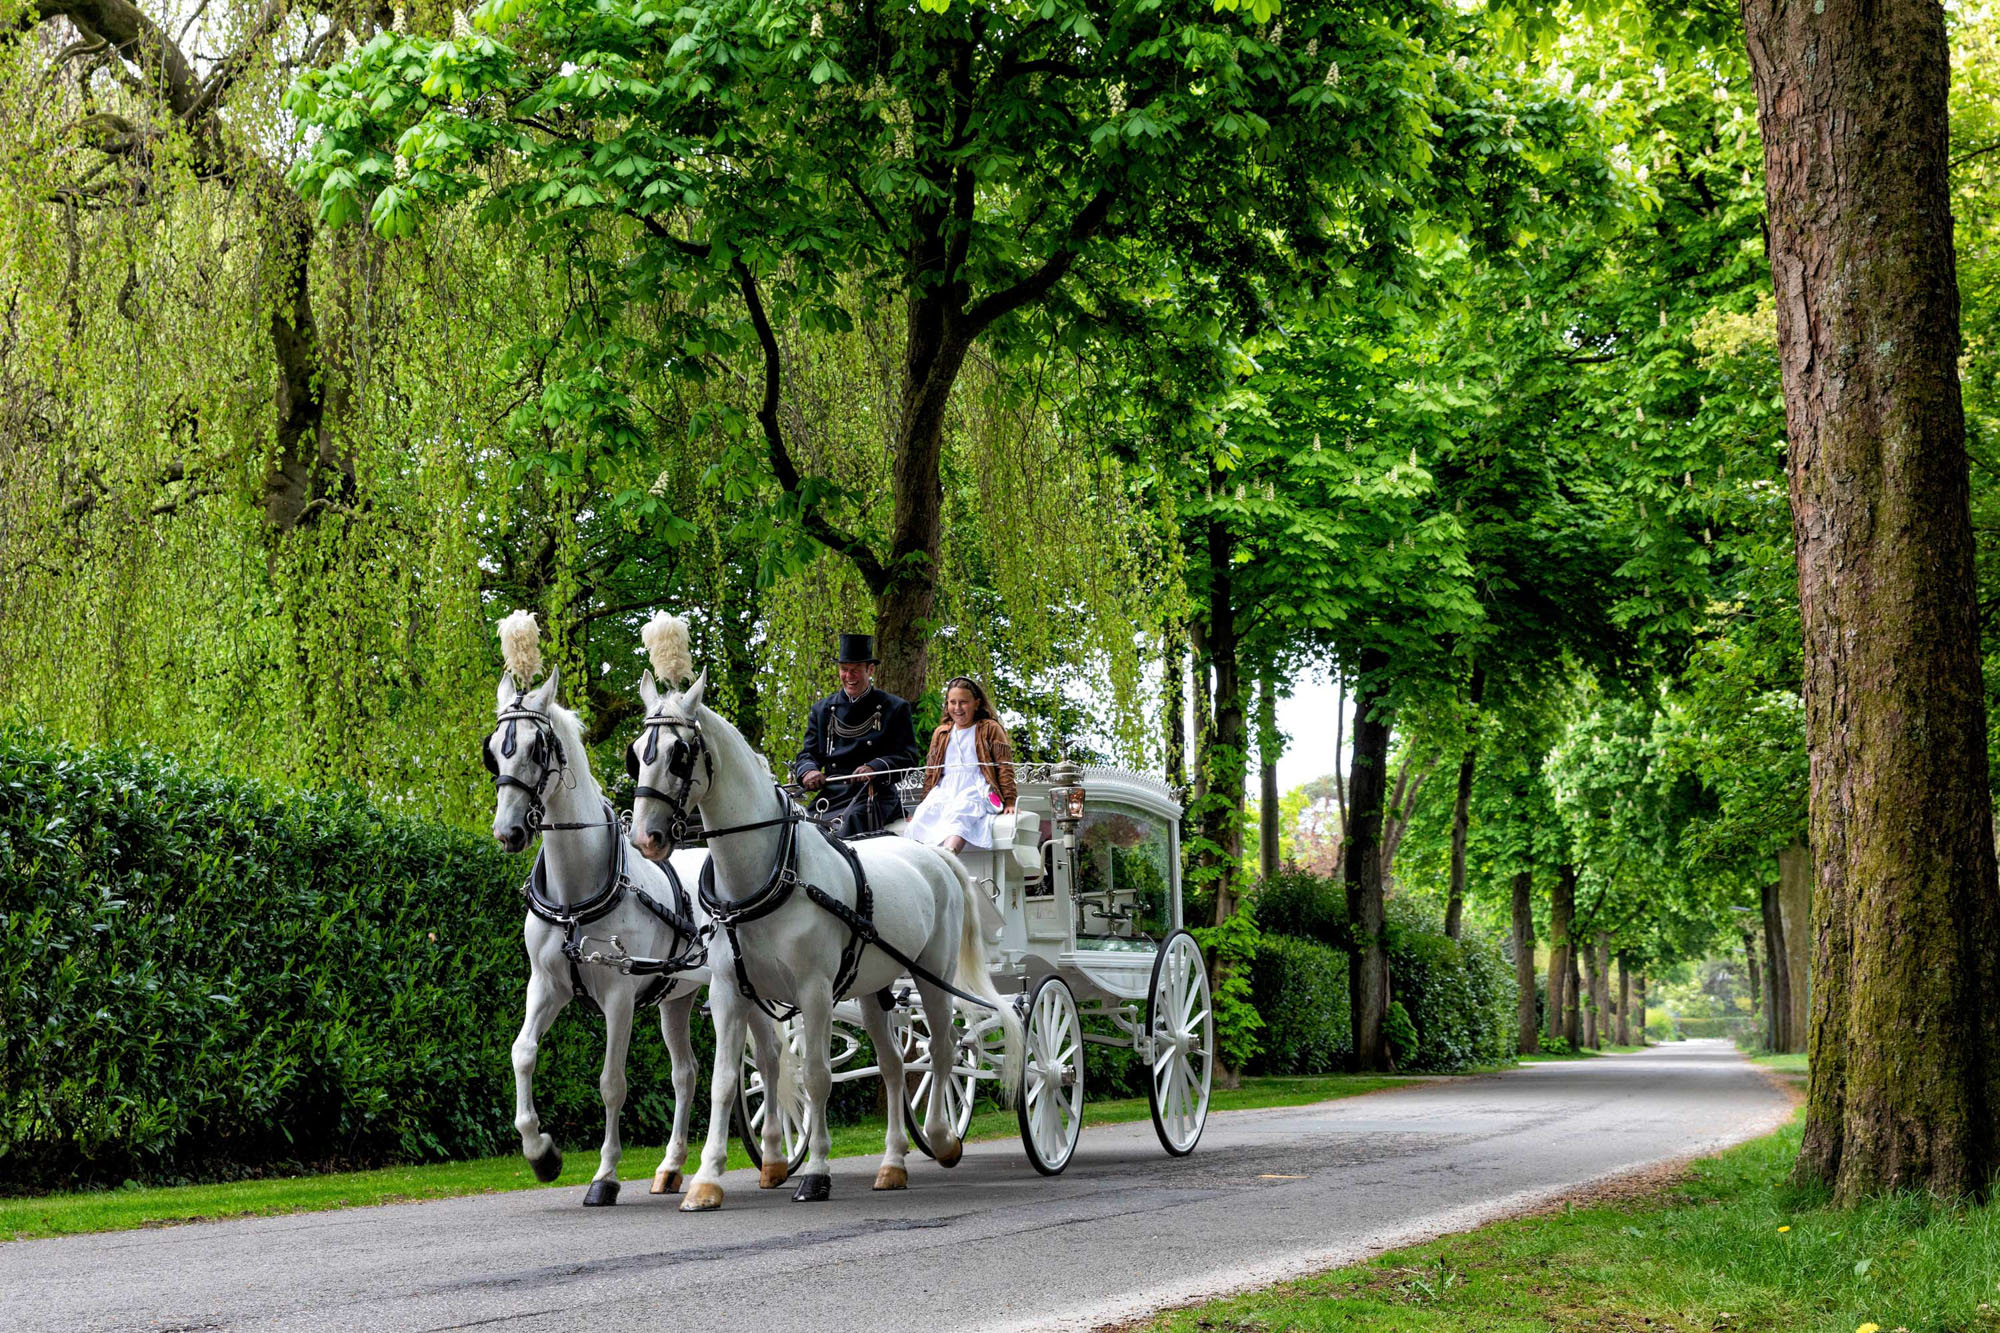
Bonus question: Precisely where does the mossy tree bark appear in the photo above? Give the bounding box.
[1777,842,1812,1053]
[1513,868,1539,1054]
[1760,880,1793,1052]
[1345,648,1394,1071]
[1582,941,1600,1049]
[1617,953,1633,1047]
[1548,864,1576,1047]
[1743,0,2000,1198]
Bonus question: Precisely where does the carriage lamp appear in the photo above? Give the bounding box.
[1049,760,1086,850]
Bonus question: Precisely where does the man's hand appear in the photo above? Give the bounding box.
[802,770,826,791]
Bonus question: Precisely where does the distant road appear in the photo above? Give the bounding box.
[7,1040,1790,1333]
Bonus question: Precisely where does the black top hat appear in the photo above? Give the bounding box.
[836,633,880,664]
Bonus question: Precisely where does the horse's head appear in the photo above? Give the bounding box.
[627,664,710,862]
[486,610,571,854]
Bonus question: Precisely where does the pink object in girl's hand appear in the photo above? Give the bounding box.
[989,791,1005,811]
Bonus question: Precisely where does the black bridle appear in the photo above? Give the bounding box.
[626,708,716,847]
[485,699,608,834]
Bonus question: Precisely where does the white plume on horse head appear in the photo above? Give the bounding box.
[642,612,694,688]
[497,610,544,683]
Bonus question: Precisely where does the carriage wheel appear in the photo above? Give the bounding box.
[1017,975,1084,1175]
[1145,930,1214,1157]
[733,1020,809,1175]
[900,1002,1000,1159]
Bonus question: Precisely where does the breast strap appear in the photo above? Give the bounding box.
[698,789,999,1018]
[524,804,703,1015]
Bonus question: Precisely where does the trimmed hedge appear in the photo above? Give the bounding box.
[1247,933,1350,1074]
[1249,869,1517,1074]
[1384,897,1518,1072]
[0,732,724,1190]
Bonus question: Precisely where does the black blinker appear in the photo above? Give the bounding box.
[482,739,499,775]
[625,743,641,780]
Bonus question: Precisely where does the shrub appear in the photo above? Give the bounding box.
[1246,934,1350,1074]
[1384,897,1518,1073]
[1253,866,1347,949]
[0,731,725,1190]
[1384,1000,1419,1066]
[1250,870,1516,1074]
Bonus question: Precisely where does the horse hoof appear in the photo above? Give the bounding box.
[680,1181,725,1212]
[934,1135,964,1169]
[873,1165,908,1191]
[582,1178,619,1207]
[792,1174,831,1203]
[759,1160,789,1189]
[651,1169,683,1195]
[528,1145,563,1183]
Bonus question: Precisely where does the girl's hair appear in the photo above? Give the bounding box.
[943,676,995,723]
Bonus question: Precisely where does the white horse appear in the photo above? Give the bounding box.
[485,611,793,1204]
[625,663,1023,1210]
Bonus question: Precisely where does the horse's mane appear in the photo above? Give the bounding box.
[689,697,775,787]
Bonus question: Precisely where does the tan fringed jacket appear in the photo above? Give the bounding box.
[919,717,1018,811]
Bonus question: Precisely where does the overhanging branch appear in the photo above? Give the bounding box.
[733,261,889,593]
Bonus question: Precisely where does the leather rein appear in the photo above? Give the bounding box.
[488,702,704,1013]
[633,707,1004,1020]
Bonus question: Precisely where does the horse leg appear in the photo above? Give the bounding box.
[746,1013,793,1188]
[513,970,570,1183]
[859,997,910,1191]
[791,979,837,1202]
[651,990,697,1195]
[914,980,965,1168]
[683,983,748,1212]
[584,988,636,1206]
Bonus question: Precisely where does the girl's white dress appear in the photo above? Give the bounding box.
[905,725,996,849]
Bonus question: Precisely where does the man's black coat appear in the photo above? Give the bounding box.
[791,686,920,833]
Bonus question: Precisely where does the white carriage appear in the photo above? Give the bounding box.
[735,761,1215,1176]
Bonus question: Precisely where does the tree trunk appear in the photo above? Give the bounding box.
[1513,868,1538,1054]
[1777,841,1812,1055]
[1259,675,1281,882]
[1743,0,2000,1202]
[1743,930,1763,1031]
[1635,972,1648,1044]
[1594,932,1612,1048]
[1548,863,1575,1046]
[1443,667,1484,939]
[1761,879,1794,1053]
[1345,648,1394,1071]
[1203,504,1247,924]
[1582,941,1600,1049]
[1164,624,1187,792]
[1444,748,1475,940]
[1566,938,1583,1050]
[1617,953,1632,1047]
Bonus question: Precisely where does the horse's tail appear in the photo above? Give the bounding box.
[947,852,1024,1102]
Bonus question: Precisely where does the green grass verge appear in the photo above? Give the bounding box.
[0,1073,1411,1242]
[1126,1116,2000,1333]
[1753,1051,1810,1074]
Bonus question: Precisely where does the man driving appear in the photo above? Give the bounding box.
[792,633,920,836]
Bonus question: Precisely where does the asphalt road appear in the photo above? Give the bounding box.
[4,1040,1791,1333]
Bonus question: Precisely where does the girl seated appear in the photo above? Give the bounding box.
[905,677,1017,852]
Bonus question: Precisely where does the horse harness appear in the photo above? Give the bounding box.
[520,804,706,1016]
[633,704,1004,1022]
[488,701,703,1015]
